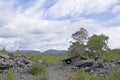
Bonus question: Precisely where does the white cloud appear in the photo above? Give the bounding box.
[96,26,120,49]
[46,0,89,17]
[112,5,120,13]
[24,0,46,17]
[86,0,118,14]
[46,0,118,18]
[0,11,104,51]
[0,0,120,51]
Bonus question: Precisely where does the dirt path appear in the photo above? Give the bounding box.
[47,62,68,80]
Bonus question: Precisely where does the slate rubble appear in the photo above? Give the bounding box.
[0,53,34,80]
[63,57,120,77]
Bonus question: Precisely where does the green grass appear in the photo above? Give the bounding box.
[6,69,15,80]
[77,70,95,80]
[28,63,49,80]
[76,67,120,80]
[23,54,69,62]
[41,55,69,63]
[24,54,42,61]
[112,67,120,80]
[28,63,46,76]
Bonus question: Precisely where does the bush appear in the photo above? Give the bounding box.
[28,63,46,76]
[112,67,120,80]
[76,71,99,80]
[1,48,8,55]
[77,70,91,80]
[41,73,49,80]
[6,69,14,80]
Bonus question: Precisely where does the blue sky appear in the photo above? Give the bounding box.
[0,0,120,51]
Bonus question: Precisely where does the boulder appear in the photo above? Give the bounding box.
[110,59,116,63]
[117,60,120,65]
[38,59,43,64]
[74,60,95,68]
[0,54,10,59]
[0,61,12,70]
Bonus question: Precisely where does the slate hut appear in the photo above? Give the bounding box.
[62,55,87,66]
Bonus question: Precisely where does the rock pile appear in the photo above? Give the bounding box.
[0,53,34,80]
[63,57,120,76]
[0,54,33,70]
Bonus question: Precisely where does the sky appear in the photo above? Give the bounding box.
[0,0,120,51]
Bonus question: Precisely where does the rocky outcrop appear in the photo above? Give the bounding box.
[0,54,33,70]
[63,57,120,77]
[0,53,34,80]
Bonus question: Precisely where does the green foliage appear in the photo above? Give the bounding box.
[1,48,8,55]
[72,28,88,44]
[68,42,85,56]
[41,73,49,80]
[87,34,109,54]
[76,70,100,80]
[77,70,91,80]
[101,51,120,61]
[68,28,109,57]
[81,49,120,62]
[28,63,46,76]
[68,28,88,56]
[28,63,49,80]
[76,70,102,80]
[112,67,120,79]
[6,69,14,80]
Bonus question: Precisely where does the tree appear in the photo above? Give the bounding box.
[87,34,109,53]
[68,28,88,56]
[68,42,85,56]
[72,28,88,44]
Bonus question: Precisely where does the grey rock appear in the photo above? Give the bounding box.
[38,59,43,64]
[0,54,34,70]
[117,60,120,65]
[62,56,120,76]
[0,54,10,59]
[84,67,91,72]
[74,59,95,68]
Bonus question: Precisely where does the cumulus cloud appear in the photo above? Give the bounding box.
[96,26,120,49]
[46,0,118,18]
[0,0,120,51]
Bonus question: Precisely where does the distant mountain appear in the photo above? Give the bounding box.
[18,50,41,54]
[43,49,68,56]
